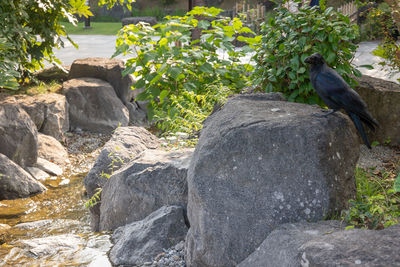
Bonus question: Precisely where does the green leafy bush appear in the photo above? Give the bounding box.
[114,7,257,133]
[252,1,360,104]
[0,0,134,89]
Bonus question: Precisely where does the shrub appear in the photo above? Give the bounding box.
[0,0,133,89]
[114,7,258,134]
[252,1,360,105]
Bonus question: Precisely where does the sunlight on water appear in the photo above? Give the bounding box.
[0,173,112,267]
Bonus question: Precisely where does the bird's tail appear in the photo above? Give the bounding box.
[347,112,372,149]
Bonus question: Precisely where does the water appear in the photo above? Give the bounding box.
[0,167,112,266]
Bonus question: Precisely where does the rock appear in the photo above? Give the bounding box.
[68,57,134,104]
[0,223,11,232]
[185,94,359,267]
[0,154,46,200]
[62,78,129,133]
[354,75,400,146]
[16,93,69,141]
[109,205,188,266]
[35,65,69,82]
[37,133,69,167]
[126,101,147,125]
[99,148,193,231]
[0,97,38,167]
[26,167,50,181]
[239,221,400,267]
[84,126,160,231]
[36,157,63,176]
[122,16,158,26]
[2,231,113,266]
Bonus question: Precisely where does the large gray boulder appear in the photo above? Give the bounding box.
[68,57,134,104]
[0,153,46,200]
[355,75,400,146]
[38,133,69,167]
[185,94,359,267]
[0,97,38,167]
[84,126,160,231]
[16,93,69,141]
[62,78,129,133]
[99,148,193,231]
[239,221,400,267]
[110,205,188,266]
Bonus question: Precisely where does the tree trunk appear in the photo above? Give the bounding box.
[191,0,206,41]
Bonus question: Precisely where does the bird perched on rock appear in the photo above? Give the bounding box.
[305,53,379,149]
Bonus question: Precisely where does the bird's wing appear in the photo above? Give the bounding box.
[314,68,367,114]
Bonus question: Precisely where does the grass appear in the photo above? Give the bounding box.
[342,164,400,230]
[0,81,62,96]
[60,22,122,35]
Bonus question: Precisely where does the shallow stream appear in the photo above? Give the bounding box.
[0,133,112,267]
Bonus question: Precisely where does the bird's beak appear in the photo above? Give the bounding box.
[304,56,312,64]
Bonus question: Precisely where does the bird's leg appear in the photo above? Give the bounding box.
[312,109,338,117]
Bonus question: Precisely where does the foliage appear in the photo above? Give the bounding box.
[0,0,134,90]
[342,167,400,229]
[252,0,360,104]
[131,7,186,21]
[60,21,122,35]
[359,3,396,41]
[114,6,258,133]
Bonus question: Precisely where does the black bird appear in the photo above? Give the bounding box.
[305,53,379,149]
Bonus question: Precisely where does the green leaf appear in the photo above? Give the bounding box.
[159,90,169,103]
[198,20,210,30]
[199,62,213,74]
[167,66,183,80]
[135,78,146,89]
[358,65,374,70]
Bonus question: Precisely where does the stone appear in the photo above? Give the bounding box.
[62,78,129,133]
[109,205,188,266]
[16,93,69,141]
[35,65,69,82]
[26,167,50,181]
[36,157,63,176]
[99,148,193,231]
[37,133,69,167]
[0,97,38,167]
[68,57,134,104]
[354,75,400,146]
[122,17,158,26]
[185,94,359,267]
[84,126,160,231]
[0,153,46,200]
[238,221,400,267]
[2,231,113,266]
[126,101,147,126]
